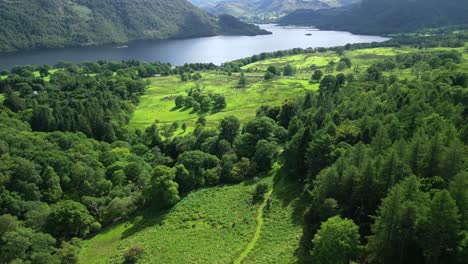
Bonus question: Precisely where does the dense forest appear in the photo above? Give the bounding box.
[0,31,467,263]
[280,0,468,34]
[0,0,268,53]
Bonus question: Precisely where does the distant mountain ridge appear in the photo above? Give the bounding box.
[0,0,268,52]
[191,0,360,21]
[280,0,468,34]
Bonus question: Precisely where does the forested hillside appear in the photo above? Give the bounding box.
[0,30,465,263]
[280,0,468,34]
[191,0,360,21]
[0,0,268,52]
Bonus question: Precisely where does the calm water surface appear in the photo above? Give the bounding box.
[0,24,389,69]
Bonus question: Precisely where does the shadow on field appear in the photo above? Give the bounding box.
[121,208,168,239]
[271,165,312,263]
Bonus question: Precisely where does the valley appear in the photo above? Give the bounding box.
[74,41,467,263]
[190,0,360,22]
[0,1,467,264]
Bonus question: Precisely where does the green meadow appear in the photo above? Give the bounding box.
[78,163,308,264]
[79,177,275,264]
[129,72,317,131]
[128,46,467,132]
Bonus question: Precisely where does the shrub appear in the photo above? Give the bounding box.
[123,245,145,264]
[252,183,269,203]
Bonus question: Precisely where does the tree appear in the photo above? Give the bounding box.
[180,73,190,82]
[230,158,251,183]
[285,126,312,178]
[303,92,313,109]
[367,66,382,81]
[264,71,275,81]
[145,165,179,208]
[267,65,278,75]
[104,197,136,223]
[422,190,461,263]
[212,94,226,110]
[123,245,145,264]
[192,101,201,112]
[219,116,240,144]
[449,172,468,230]
[340,57,352,68]
[56,239,81,264]
[124,162,144,183]
[252,183,269,203]
[336,47,345,56]
[336,73,346,86]
[144,124,162,148]
[253,140,277,173]
[303,198,339,247]
[161,124,176,139]
[200,96,212,112]
[3,91,25,112]
[283,65,296,76]
[38,64,51,77]
[367,176,430,263]
[319,75,339,95]
[336,61,348,71]
[278,101,297,128]
[306,132,335,177]
[311,70,323,82]
[371,127,391,155]
[197,116,207,126]
[243,116,277,141]
[47,200,94,239]
[311,216,360,264]
[412,61,431,79]
[238,72,247,88]
[192,72,202,81]
[0,227,58,264]
[175,95,185,108]
[440,139,465,180]
[41,167,63,203]
[177,151,220,189]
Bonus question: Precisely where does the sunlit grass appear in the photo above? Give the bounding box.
[129,72,317,131]
[80,178,271,264]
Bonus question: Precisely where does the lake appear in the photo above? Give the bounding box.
[0,24,389,69]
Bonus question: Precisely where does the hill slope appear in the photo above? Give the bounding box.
[0,0,268,52]
[191,0,360,21]
[280,0,468,34]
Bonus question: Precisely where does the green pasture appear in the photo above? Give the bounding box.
[129,73,317,131]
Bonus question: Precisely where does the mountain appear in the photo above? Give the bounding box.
[190,0,360,21]
[280,0,468,34]
[0,0,269,52]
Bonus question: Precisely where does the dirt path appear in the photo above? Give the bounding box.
[234,190,273,264]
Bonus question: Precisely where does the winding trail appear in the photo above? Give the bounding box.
[234,189,273,264]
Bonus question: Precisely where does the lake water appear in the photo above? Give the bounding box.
[0,24,389,69]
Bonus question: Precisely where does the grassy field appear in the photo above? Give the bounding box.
[0,94,4,104]
[80,177,272,264]
[79,168,306,264]
[242,171,306,264]
[129,73,316,131]
[129,46,466,132]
